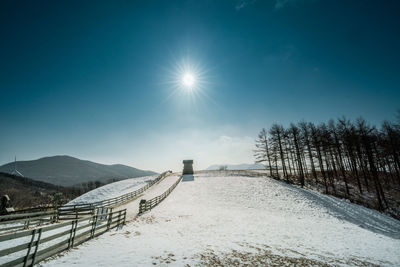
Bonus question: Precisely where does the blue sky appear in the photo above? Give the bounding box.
[1,0,399,171]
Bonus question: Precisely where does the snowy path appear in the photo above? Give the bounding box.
[115,174,181,221]
[40,172,400,266]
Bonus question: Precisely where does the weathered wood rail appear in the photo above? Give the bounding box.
[57,206,97,221]
[59,171,171,210]
[0,210,57,233]
[139,175,182,214]
[0,209,126,267]
[0,207,97,234]
[2,206,55,215]
[0,171,171,234]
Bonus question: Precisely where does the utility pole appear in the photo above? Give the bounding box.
[11,156,24,177]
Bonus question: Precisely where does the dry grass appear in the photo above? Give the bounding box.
[192,243,381,267]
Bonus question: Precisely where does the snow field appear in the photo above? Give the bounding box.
[39,172,400,266]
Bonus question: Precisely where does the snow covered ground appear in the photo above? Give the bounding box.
[117,174,182,221]
[40,172,400,266]
[68,175,157,205]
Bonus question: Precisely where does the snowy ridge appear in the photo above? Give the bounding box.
[41,172,400,266]
[68,175,157,205]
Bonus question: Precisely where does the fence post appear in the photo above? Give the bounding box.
[117,211,122,228]
[139,199,146,214]
[91,215,98,238]
[31,228,43,266]
[56,208,60,222]
[71,219,78,248]
[107,211,112,230]
[68,220,75,249]
[23,229,36,267]
[52,210,57,223]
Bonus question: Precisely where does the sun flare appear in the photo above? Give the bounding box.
[182,73,195,88]
[161,55,213,103]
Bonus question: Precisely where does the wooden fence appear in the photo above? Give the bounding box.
[0,207,97,234]
[59,171,171,210]
[57,206,96,221]
[0,171,171,234]
[0,210,57,233]
[2,206,55,215]
[0,209,126,267]
[139,175,182,214]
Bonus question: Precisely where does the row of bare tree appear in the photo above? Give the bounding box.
[254,114,400,212]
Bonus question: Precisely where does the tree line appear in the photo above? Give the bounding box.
[254,113,400,213]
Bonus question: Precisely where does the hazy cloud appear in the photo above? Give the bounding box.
[235,0,256,10]
[82,127,255,173]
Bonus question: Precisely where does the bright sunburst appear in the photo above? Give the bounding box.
[160,55,213,104]
[182,73,195,88]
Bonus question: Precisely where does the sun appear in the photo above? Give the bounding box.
[182,73,195,88]
[160,55,213,103]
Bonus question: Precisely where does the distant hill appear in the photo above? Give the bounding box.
[0,156,157,186]
[206,163,267,170]
[0,172,81,209]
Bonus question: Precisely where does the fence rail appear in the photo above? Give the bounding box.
[0,171,171,234]
[139,175,182,214]
[60,171,171,210]
[0,211,57,233]
[0,209,126,267]
[1,206,55,216]
[57,206,96,221]
[0,208,95,234]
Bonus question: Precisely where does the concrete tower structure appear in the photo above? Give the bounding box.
[182,160,194,175]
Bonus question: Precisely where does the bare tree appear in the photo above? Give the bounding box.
[270,124,289,181]
[254,128,273,176]
[254,113,400,214]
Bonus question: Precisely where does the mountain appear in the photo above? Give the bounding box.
[0,156,157,186]
[206,163,266,170]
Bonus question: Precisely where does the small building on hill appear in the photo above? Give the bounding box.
[182,160,194,175]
